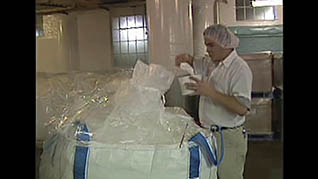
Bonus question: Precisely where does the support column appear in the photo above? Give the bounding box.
[146,0,193,68]
[192,0,216,58]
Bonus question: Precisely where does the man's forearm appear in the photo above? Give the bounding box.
[208,90,248,116]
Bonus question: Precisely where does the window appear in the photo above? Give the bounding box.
[112,15,148,68]
[235,0,278,21]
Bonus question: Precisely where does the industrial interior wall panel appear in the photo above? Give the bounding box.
[236,35,283,54]
[77,9,113,72]
[37,15,69,73]
[245,98,272,135]
[37,38,60,73]
[228,25,283,54]
[192,0,215,58]
[146,0,193,68]
[37,13,81,73]
[273,52,283,89]
[240,53,273,93]
[64,13,81,71]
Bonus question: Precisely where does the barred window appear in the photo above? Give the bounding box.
[235,0,278,21]
[112,15,148,68]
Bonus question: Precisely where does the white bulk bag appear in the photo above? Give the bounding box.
[39,61,218,179]
[39,130,217,179]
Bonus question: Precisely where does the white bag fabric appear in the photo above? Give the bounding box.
[39,132,217,179]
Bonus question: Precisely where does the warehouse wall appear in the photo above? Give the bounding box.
[77,9,113,72]
[36,9,113,73]
[36,14,77,73]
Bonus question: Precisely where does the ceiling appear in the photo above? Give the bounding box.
[36,0,146,14]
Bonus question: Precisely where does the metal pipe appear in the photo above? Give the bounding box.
[216,1,220,24]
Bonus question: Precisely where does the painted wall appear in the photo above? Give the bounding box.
[36,14,76,73]
[77,9,113,72]
[36,9,113,73]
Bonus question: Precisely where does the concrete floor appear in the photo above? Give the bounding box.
[244,140,283,179]
[36,140,283,179]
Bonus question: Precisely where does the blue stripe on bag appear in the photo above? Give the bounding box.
[189,145,200,178]
[74,123,91,179]
[189,133,215,167]
[189,132,224,167]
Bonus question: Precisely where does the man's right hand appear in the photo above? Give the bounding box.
[175,53,194,67]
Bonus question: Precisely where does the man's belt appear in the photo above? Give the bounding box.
[210,124,243,132]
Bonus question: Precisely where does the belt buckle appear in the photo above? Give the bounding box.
[210,125,219,133]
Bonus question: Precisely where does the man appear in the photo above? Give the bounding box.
[175,24,253,179]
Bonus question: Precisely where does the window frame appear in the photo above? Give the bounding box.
[110,7,149,68]
[235,0,278,22]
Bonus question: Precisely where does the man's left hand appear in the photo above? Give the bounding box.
[185,76,216,97]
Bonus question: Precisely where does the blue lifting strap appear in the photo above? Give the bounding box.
[189,131,225,167]
[189,145,201,178]
[74,122,91,179]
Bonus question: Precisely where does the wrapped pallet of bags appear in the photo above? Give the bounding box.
[39,60,219,179]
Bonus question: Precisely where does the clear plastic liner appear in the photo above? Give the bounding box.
[131,61,175,94]
[37,60,206,146]
[37,70,133,137]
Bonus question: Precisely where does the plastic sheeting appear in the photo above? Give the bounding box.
[39,60,217,179]
[37,60,208,144]
[36,69,133,141]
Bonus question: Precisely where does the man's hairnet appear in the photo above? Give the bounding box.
[203,24,239,49]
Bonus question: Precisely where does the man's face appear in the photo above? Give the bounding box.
[204,36,227,63]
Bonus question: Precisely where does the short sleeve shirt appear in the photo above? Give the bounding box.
[193,50,253,128]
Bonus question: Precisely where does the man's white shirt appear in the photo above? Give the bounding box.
[193,50,253,128]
